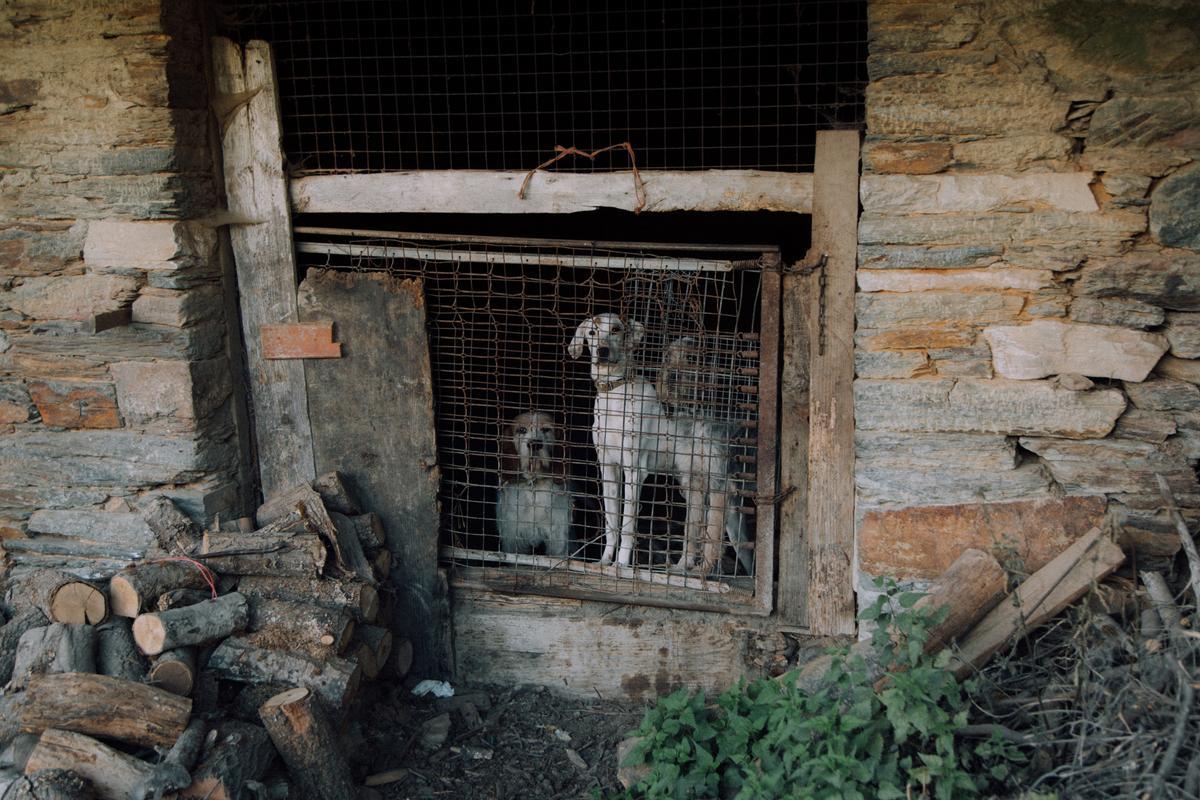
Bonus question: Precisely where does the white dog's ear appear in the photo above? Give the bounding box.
[627,319,646,349]
[568,318,595,359]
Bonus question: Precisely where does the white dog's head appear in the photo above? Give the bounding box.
[499,410,567,484]
[568,314,645,371]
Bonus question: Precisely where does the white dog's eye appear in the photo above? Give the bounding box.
[588,331,596,338]
[516,427,527,434]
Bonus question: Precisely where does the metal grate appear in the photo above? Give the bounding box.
[222,0,867,174]
[294,229,779,612]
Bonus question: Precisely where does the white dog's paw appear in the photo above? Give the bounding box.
[598,546,615,566]
[668,557,694,575]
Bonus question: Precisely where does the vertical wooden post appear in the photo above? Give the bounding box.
[212,38,316,499]
[802,130,860,635]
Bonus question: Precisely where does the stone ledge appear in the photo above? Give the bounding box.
[857,268,1054,293]
[855,378,1127,438]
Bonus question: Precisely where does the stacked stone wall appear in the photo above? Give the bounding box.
[0,1,243,556]
[857,0,1200,596]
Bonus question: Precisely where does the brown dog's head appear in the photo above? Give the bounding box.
[499,411,567,484]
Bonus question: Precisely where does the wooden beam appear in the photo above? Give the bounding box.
[291,170,814,215]
[212,37,316,498]
[803,130,860,635]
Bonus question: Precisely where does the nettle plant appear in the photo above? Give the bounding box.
[614,581,1028,800]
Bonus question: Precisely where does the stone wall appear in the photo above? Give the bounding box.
[0,1,245,570]
[857,0,1200,599]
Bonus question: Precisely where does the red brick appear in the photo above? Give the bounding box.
[858,496,1107,580]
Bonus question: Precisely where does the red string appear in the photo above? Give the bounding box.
[147,555,219,599]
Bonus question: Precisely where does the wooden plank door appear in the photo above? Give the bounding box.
[297,268,445,677]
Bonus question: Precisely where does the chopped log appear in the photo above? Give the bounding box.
[6,767,95,800]
[132,718,207,800]
[236,575,378,623]
[786,548,1007,692]
[179,721,275,800]
[371,549,391,581]
[148,648,196,696]
[256,472,359,526]
[1140,570,1195,653]
[154,588,211,613]
[10,624,96,689]
[349,513,385,551]
[6,570,107,625]
[1155,474,1200,603]
[330,513,376,585]
[250,485,348,576]
[24,729,150,800]
[138,496,202,555]
[947,527,1125,679]
[390,637,414,680]
[109,562,212,618]
[132,593,248,656]
[245,597,354,660]
[95,618,145,682]
[198,532,326,577]
[355,625,392,681]
[0,609,49,686]
[20,673,191,749]
[259,687,357,800]
[207,636,360,710]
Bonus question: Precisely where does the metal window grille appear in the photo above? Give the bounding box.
[294,228,779,612]
[222,0,867,173]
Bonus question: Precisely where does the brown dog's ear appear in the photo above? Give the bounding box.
[498,423,520,482]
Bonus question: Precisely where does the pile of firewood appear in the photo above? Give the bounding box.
[0,472,409,800]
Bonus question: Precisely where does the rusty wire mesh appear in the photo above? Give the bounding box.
[221,0,867,174]
[294,230,775,608]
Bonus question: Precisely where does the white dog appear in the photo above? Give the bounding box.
[496,411,573,558]
[569,314,730,573]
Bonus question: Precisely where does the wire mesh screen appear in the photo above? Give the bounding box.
[222,0,866,173]
[294,230,777,610]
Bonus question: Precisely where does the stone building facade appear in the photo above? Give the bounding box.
[2,0,1199,624]
[0,2,249,566]
[855,0,1200,600]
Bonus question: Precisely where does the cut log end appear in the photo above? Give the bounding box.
[49,583,107,625]
[261,686,309,712]
[131,615,167,656]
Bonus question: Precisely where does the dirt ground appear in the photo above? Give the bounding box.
[349,681,646,800]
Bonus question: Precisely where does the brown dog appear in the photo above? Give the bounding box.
[496,411,572,557]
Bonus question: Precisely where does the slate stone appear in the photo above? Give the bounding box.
[1164,312,1200,358]
[0,379,33,424]
[857,268,1053,293]
[1074,247,1200,311]
[26,379,121,429]
[855,431,1018,471]
[1112,409,1177,443]
[858,208,1146,246]
[1069,297,1165,329]
[857,292,1024,329]
[855,349,929,379]
[858,496,1106,580]
[0,431,237,487]
[1151,164,1200,249]
[1124,378,1200,412]
[26,509,156,550]
[858,244,1002,270]
[861,174,1098,214]
[855,378,1126,438]
[856,462,1053,509]
[982,319,1168,382]
[5,274,140,322]
[1021,437,1200,499]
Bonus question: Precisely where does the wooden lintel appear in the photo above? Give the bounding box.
[291,170,814,215]
[261,322,342,360]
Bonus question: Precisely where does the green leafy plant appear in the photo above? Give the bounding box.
[614,580,1028,799]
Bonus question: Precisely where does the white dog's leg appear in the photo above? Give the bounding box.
[616,463,643,566]
[598,461,622,565]
[698,487,726,575]
[673,478,706,573]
